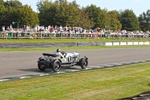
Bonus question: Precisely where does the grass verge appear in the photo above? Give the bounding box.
[0,38,149,43]
[0,62,150,100]
[0,45,150,52]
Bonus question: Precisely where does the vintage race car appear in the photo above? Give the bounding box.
[37,51,88,72]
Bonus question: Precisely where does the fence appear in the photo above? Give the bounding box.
[0,31,149,39]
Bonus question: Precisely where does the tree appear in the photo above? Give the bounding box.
[37,0,59,26]
[0,4,7,29]
[138,10,150,31]
[0,0,3,5]
[0,0,39,29]
[16,5,39,27]
[84,4,107,29]
[4,0,22,8]
[107,10,122,30]
[120,9,139,31]
[37,0,93,29]
[78,9,93,29]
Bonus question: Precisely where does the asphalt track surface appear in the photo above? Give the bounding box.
[1,48,150,79]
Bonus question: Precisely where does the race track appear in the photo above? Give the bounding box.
[0,48,150,79]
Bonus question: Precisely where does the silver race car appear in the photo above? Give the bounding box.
[37,51,88,72]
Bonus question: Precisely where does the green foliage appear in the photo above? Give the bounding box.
[4,0,22,8]
[120,9,139,31]
[0,0,3,5]
[0,0,149,31]
[138,10,150,31]
[0,4,7,27]
[37,1,140,31]
[0,0,39,29]
[37,0,93,29]
[107,10,122,30]
[84,4,107,29]
[17,5,39,27]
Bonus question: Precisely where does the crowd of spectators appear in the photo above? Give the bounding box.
[0,25,150,39]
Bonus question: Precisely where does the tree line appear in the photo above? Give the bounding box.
[0,0,150,32]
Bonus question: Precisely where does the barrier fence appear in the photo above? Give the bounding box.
[0,31,149,39]
[0,42,149,48]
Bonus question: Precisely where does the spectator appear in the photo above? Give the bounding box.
[9,24,13,31]
[2,26,5,32]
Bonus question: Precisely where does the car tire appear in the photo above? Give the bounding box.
[52,60,61,72]
[38,60,47,71]
[80,58,88,69]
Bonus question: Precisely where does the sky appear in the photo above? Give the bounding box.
[19,0,150,16]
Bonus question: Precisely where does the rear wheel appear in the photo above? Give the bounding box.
[52,60,61,72]
[38,60,47,71]
[80,58,88,69]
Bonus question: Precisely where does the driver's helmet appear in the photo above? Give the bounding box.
[56,48,61,52]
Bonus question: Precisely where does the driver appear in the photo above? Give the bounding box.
[55,48,65,58]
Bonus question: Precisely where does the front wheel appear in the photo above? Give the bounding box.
[80,58,88,69]
[52,60,61,72]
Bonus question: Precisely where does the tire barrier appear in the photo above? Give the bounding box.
[0,42,149,48]
[105,42,150,46]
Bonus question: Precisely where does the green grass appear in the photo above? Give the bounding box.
[0,38,149,52]
[0,38,150,99]
[0,62,150,100]
[0,38,149,43]
[0,45,150,52]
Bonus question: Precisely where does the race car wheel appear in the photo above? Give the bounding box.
[52,60,61,72]
[80,58,88,69]
[38,60,46,71]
